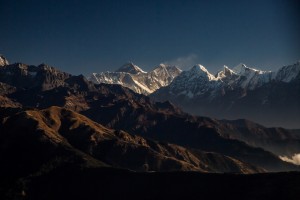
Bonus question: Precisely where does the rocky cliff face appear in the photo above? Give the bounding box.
[0,63,71,91]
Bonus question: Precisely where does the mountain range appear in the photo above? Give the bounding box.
[0,56,299,170]
[1,55,300,199]
[152,62,300,128]
[88,61,300,128]
[89,62,181,95]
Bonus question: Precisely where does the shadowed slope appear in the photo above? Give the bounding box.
[0,106,262,174]
[8,168,300,200]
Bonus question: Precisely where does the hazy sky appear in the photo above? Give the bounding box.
[0,0,299,75]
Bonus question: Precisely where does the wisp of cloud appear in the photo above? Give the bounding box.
[279,153,300,165]
[164,54,199,70]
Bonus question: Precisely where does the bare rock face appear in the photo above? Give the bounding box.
[0,55,9,66]
[0,63,71,91]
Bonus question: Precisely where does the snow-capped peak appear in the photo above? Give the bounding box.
[0,55,9,67]
[232,63,250,75]
[216,63,275,90]
[190,64,217,81]
[275,61,300,82]
[115,62,146,74]
[223,65,236,74]
[191,64,207,72]
[152,63,168,72]
[151,64,169,75]
[158,63,167,68]
[151,64,182,79]
[232,63,270,75]
[157,63,182,72]
[216,65,237,79]
[89,62,181,95]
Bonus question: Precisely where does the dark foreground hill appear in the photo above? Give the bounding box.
[5,166,300,200]
[0,106,266,199]
[0,106,261,174]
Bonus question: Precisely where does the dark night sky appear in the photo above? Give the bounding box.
[0,0,299,75]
